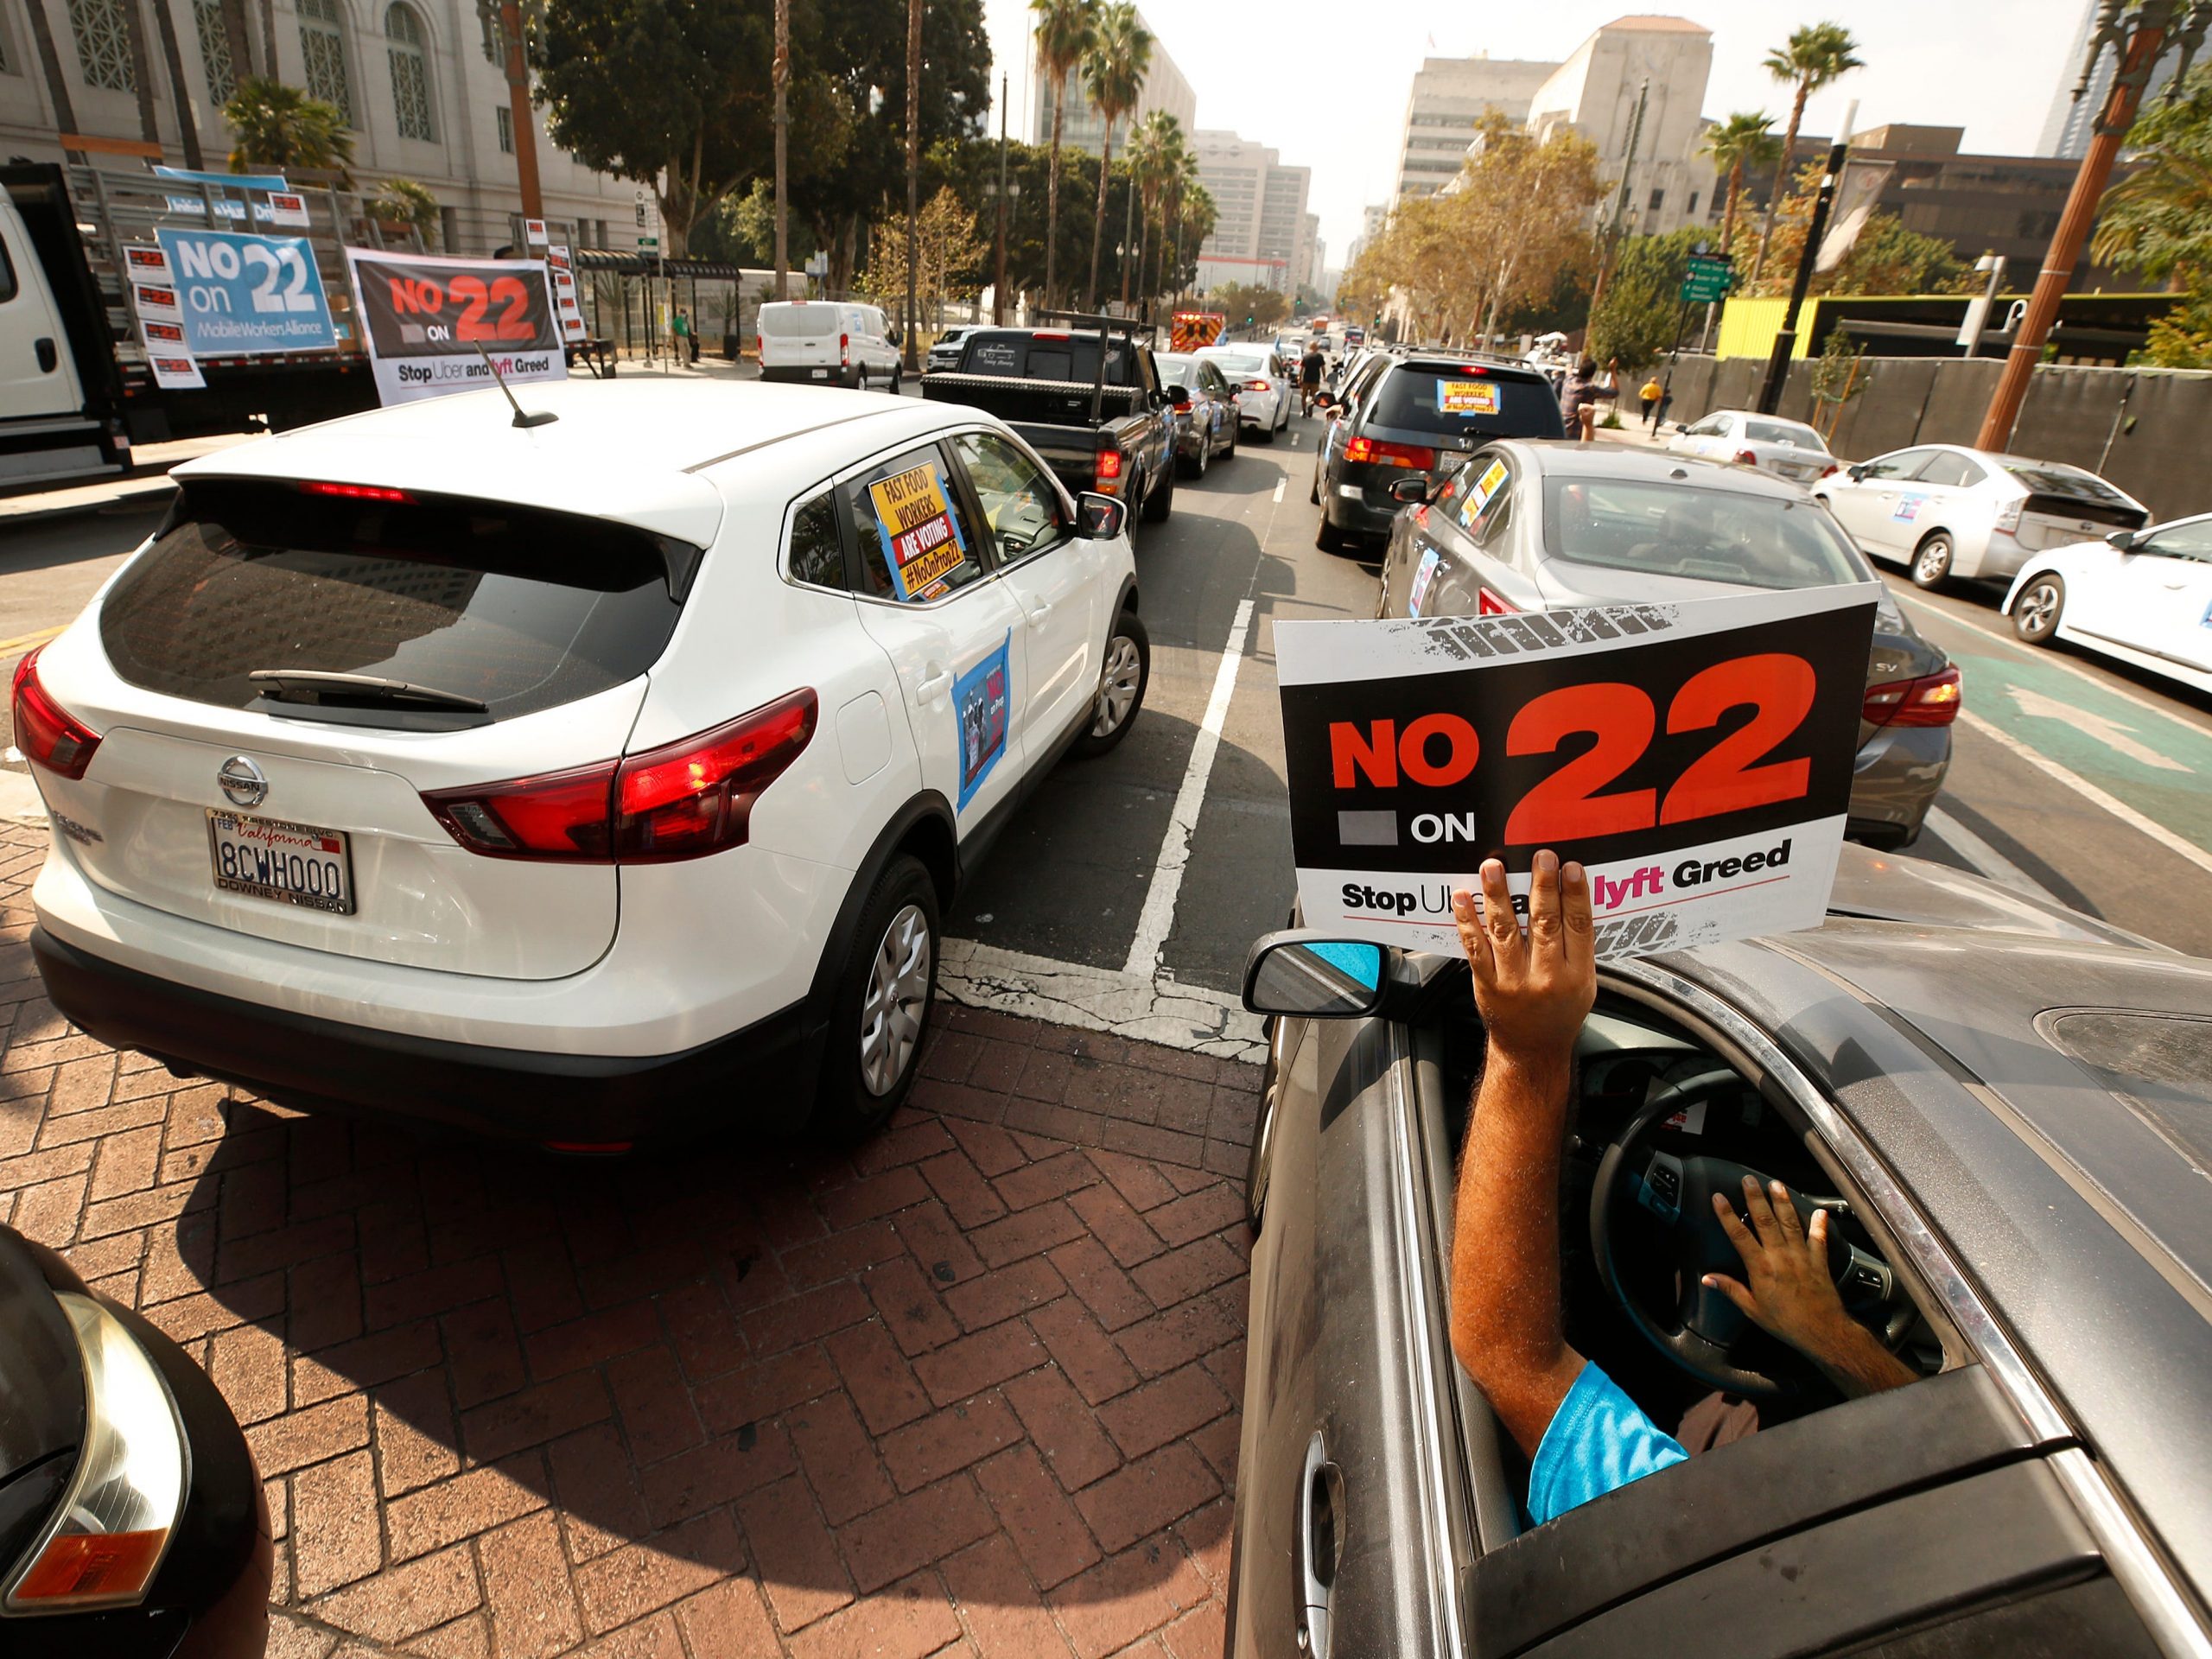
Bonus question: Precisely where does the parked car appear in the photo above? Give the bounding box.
[1195,344,1294,442]
[0,1222,270,1657]
[922,325,1179,531]
[1311,354,1566,554]
[20,381,1148,1146]
[1816,442,2148,590]
[2005,512,2212,693]
[755,300,904,391]
[1665,409,1839,486]
[925,326,976,373]
[1155,351,1239,479]
[1228,848,2211,1657]
[1376,442,1957,848]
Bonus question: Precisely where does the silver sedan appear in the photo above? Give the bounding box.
[1666,409,1837,486]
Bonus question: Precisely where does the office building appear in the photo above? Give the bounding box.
[1392,54,1560,201]
[2036,0,2180,159]
[1192,128,1313,296]
[1032,11,1197,156]
[1522,15,1718,237]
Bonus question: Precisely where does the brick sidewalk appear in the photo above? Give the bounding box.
[0,821,1260,1659]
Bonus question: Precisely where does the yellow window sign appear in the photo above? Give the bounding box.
[869,464,950,537]
[869,462,967,599]
[1440,379,1499,416]
[1459,457,1510,527]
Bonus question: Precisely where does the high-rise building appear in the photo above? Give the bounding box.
[1523,16,1719,238]
[1031,11,1197,156]
[1192,129,1312,295]
[1392,54,1560,202]
[2036,0,2181,159]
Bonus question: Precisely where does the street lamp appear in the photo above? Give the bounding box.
[1976,0,2212,449]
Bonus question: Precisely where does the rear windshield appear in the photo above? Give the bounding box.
[101,480,686,726]
[1207,353,1267,377]
[963,334,1133,383]
[1369,365,1566,440]
[2004,462,2126,502]
[1745,419,1827,452]
[1542,476,1869,589]
[758,306,834,337]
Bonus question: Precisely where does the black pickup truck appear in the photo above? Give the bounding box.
[921,319,1179,531]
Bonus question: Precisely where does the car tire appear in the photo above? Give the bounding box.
[2013,572,2066,645]
[1309,474,1320,505]
[814,855,938,1143]
[1910,531,1955,589]
[1074,609,1149,757]
[1143,464,1175,524]
[890,365,903,395]
[1255,417,1276,445]
[1223,420,1236,460]
[1317,516,1351,554]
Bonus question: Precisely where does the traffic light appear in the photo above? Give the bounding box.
[1245,314,1254,326]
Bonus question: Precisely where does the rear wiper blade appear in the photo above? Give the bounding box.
[248,669,488,711]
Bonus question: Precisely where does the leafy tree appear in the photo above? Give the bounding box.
[222,76,353,178]
[371,178,442,248]
[2093,65,2212,282]
[1030,0,1096,308]
[858,185,987,319]
[1209,281,1287,331]
[1586,226,1707,369]
[1752,22,1862,282]
[1700,111,1780,254]
[1125,110,1185,308]
[1740,172,1973,297]
[1080,1,1150,310]
[2139,291,2212,366]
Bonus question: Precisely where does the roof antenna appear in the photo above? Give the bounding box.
[472,340,558,429]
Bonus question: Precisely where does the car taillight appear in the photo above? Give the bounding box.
[1478,588,1516,616]
[1096,448,1124,492]
[755,333,764,361]
[1733,449,1760,466]
[3,1293,185,1612]
[1344,437,1437,469]
[839,332,850,366]
[12,646,100,780]
[1863,665,1961,728]
[1172,393,1192,410]
[1246,378,1271,392]
[1818,461,1839,478]
[1993,499,2024,533]
[299,480,411,502]
[424,690,818,862]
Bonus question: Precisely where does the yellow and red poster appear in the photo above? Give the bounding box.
[868,462,969,599]
[1440,379,1500,417]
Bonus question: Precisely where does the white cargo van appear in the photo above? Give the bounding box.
[755,300,904,391]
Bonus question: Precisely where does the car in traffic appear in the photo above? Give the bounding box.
[1311,354,1566,554]
[1230,845,2209,1659]
[1155,350,1239,479]
[1194,344,1294,442]
[925,325,977,373]
[20,382,1150,1147]
[1665,409,1838,486]
[754,299,905,392]
[2004,512,2212,694]
[1815,442,2148,590]
[0,1222,270,1657]
[1376,442,1957,848]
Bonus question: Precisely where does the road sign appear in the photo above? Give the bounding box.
[1681,255,1733,304]
[639,235,659,252]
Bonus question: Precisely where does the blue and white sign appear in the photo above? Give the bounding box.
[953,632,1012,810]
[154,227,337,356]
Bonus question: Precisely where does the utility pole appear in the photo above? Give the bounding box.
[904,0,921,373]
[1589,77,1649,314]
[498,0,543,220]
[1757,101,1855,416]
[993,73,1010,324]
[1976,0,2210,450]
[773,0,790,300]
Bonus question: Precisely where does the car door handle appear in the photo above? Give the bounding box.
[1297,1430,1343,1659]
[1024,601,1052,627]
[35,337,59,373]
[913,667,951,704]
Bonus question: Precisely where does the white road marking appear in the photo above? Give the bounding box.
[1272,479,1285,503]
[2006,684,2187,772]
[1922,806,2049,898]
[939,937,1264,1061]
[1123,595,1257,978]
[1958,710,2212,877]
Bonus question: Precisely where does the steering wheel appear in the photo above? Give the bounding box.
[1588,1068,1915,1399]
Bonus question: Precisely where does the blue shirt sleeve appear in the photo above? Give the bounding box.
[1527,1360,1688,1525]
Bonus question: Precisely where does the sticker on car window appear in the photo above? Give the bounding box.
[969,340,1019,373]
[1440,380,1499,417]
[1408,548,1442,617]
[954,632,1012,809]
[1459,457,1509,528]
[1891,494,1923,523]
[868,462,970,600]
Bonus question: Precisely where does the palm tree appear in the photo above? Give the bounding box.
[1752,22,1863,281]
[222,77,355,178]
[2091,67,2212,279]
[1700,111,1780,256]
[1031,0,1096,309]
[1125,110,1179,308]
[1169,180,1213,305]
[1081,1,1150,310]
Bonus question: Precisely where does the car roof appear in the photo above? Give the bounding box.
[172,380,959,546]
[1499,437,1813,499]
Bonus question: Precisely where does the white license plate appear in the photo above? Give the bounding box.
[207,809,354,915]
[810,368,829,378]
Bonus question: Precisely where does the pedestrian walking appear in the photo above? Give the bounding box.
[1639,374,1663,428]
[1561,357,1605,442]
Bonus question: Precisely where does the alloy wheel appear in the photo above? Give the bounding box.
[2017,580,2062,640]
[1913,536,1954,587]
[1093,636,1143,737]
[859,904,931,1096]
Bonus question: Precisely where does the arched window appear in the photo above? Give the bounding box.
[192,0,235,104]
[67,0,136,92]
[296,0,354,128]
[385,3,435,142]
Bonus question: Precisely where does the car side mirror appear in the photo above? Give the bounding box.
[1243,932,1388,1018]
[1847,463,1869,481]
[1389,476,1431,505]
[1076,492,1128,540]
[1164,384,1189,404]
[2107,528,2139,551]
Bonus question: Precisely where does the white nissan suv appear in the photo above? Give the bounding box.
[21,381,1147,1145]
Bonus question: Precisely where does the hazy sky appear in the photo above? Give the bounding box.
[979,0,2096,268]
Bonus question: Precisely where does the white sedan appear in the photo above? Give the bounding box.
[1194,344,1294,441]
[2005,512,2212,694]
[16,381,1148,1147]
[1666,409,1837,486]
[1815,443,2148,589]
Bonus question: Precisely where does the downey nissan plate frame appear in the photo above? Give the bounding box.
[1274,584,1880,961]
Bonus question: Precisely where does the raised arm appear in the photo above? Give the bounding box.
[1446,852,1598,1459]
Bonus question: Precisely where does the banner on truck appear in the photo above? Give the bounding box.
[152,227,337,355]
[1273,585,1880,961]
[345,249,567,406]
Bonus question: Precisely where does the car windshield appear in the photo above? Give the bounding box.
[1369,365,1566,439]
[2003,462,2127,501]
[1541,476,1871,589]
[1745,420,1827,453]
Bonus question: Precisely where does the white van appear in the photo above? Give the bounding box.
[755,300,905,391]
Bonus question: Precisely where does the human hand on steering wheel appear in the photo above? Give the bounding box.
[1705,1174,1919,1400]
